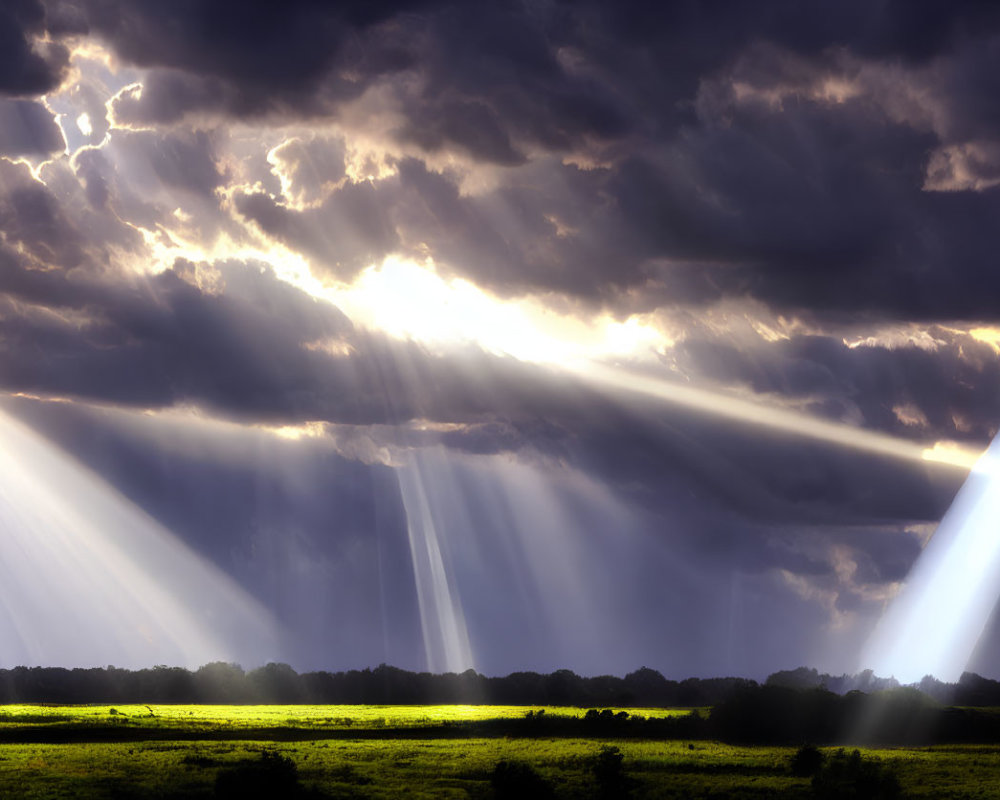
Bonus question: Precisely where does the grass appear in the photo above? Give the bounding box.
[0,738,803,799]
[0,705,998,797]
[0,703,699,732]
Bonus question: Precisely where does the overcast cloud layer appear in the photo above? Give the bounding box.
[1,0,999,679]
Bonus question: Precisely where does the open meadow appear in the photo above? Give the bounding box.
[0,703,697,733]
[0,704,998,798]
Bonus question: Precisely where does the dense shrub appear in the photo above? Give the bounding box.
[214,750,303,799]
[812,749,901,800]
[592,745,635,799]
[790,744,825,777]
[490,759,554,799]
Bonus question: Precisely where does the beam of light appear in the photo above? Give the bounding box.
[335,257,980,472]
[111,215,979,477]
[860,434,1000,683]
[391,446,700,676]
[569,362,982,471]
[396,452,473,673]
[0,406,277,668]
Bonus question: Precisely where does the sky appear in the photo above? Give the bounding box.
[2,0,1000,681]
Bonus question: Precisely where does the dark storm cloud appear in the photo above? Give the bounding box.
[86,0,426,123]
[0,160,86,269]
[607,94,1000,318]
[400,99,526,166]
[387,2,631,158]
[0,257,359,415]
[54,0,1000,317]
[0,100,64,155]
[77,0,997,136]
[78,0,425,90]
[0,0,69,96]
[673,331,1000,445]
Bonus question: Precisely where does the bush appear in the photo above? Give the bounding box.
[592,745,635,799]
[215,750,302,799]
[790,744,825,777]
[812,749,901,800]
[490,759,554,799]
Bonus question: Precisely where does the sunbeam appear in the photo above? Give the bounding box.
[390,445,705,676]
[397,452,474,674]
[571,362,982,472]
[860,434,1000,683]
[0,405,276,668]
[339,258,980,473]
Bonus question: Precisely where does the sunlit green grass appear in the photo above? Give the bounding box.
[0,703,700,732]
[2,738,999,799]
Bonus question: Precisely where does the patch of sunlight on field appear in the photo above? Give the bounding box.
[0,704,700,731]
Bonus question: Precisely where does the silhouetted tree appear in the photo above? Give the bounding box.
[767,667,823,690]
[195,662,250,702]
[248,663,304,702]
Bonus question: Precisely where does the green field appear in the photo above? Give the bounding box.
[0,703,698,732]
[0,705,998,798]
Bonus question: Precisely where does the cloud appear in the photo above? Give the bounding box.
[0,159,86,269]
[235,182,398,280]
[672,329,1000,445]
[0,0,69,96]
[42,0,1000,323]
[115,128,229,196]
[0,99,64,155]
[5,0,1000,675]
[267,135,347,207]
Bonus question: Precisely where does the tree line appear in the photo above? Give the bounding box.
[0,663,754,705]
[2,662,1000,708]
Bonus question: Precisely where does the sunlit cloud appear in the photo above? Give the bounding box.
[969,326,1000,353]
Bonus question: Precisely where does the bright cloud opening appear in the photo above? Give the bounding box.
[338,255,672,365]
[76,112,92,137]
